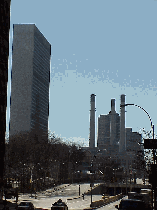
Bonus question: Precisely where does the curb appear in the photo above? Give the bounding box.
[68,196,81,200]
[35,208,44,210]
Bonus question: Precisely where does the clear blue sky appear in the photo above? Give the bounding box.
[7,0,157,147]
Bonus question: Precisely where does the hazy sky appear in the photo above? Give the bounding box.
[7,0,157,146]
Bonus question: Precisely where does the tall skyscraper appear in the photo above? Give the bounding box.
[9,24,51,141]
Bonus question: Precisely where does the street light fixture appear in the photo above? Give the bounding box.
[90,154,97,207]
[120,104,154,147]
[120,102,156,209]
[20,163,26,195]
[29,164,34,197]
[120,103,155,167]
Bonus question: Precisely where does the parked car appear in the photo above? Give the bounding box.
[115,198,147,209]
[128,191,151,209]
[17,202,35,210]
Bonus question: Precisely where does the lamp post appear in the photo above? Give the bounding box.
[90,155,97,207]
[63,163,65,184]
[113,168,117,195]
[120,103,155,209]
[113,168,117,182]
[29,165,34,197]
[90,161,93,207]
[20,163,26,195]
[129,168,133,192]
[79,184,80,196]
[124,168,128,195]
[120,103,155,162]
[30,168,33,197]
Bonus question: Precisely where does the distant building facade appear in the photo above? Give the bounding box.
[10,24,51,141]
[97,99,120,151]
[97,114,111,149]
[126,128,142,152]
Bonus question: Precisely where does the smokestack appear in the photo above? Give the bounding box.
[111,99,116,113]
[119,94,126,152]
[89,94,96,148]
[110,99,116,145]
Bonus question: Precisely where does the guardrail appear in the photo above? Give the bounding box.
[90,193,124,208]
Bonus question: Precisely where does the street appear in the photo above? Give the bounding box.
[96,196,128,210]
[5,183,125,210]
[5,178,148,210]
[11,183,103,210]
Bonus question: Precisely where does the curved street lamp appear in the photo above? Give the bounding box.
[120,103,155,163]
[120,103,155,209]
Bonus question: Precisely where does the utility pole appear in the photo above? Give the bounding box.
[90,160,94,207]
[79,184,80,196]
[144,125,157,210]
[91,185,92,206]
[153,125,156,210]
[126,168,127,195]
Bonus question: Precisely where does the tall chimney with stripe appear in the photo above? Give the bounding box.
[110,99,116,145]
[119,94,126,152]
[89,94,96,148]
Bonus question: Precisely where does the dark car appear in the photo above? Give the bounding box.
[115,198,147,209]
[17,202,35,210]
[51,199,68,210]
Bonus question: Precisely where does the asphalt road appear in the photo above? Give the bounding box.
[96,196,128,210]
[10,183,103,210]
[5,179,148,210]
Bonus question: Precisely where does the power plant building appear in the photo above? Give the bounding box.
[82,94,144,176]
[9,24,51,141]
[96,95,143,168]
[126,128,142,152]
[97,99,120,152]
[97,114,111,149]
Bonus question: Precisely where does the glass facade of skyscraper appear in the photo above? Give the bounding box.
[10,24,51,140]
